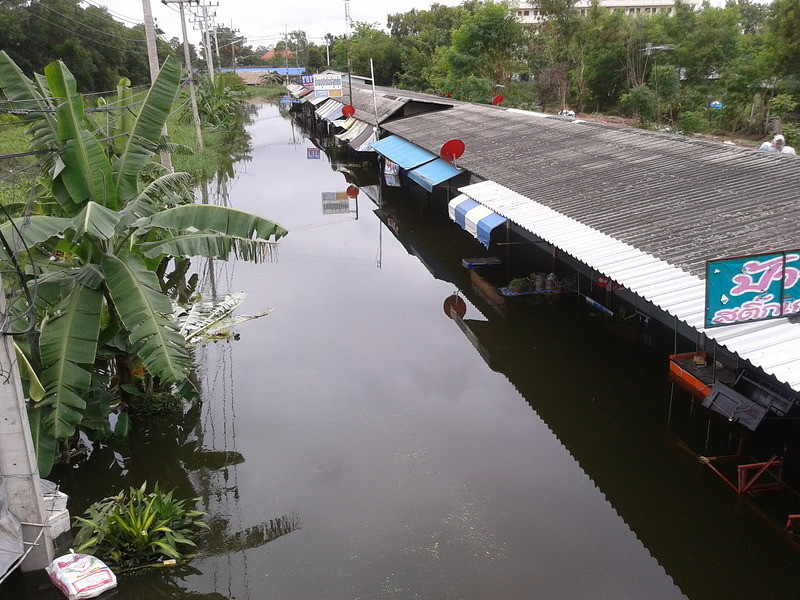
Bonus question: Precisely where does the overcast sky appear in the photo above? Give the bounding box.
[91,0,464,49]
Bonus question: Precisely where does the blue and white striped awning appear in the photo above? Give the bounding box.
[448,194,507,248]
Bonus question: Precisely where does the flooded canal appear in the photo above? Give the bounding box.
[12,100,800,599]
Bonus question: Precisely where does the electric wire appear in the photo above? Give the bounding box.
[31,1,149,43]
[22,9,149,55]
[78,0,144,26]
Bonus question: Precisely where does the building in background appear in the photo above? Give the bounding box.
[513,0,698,24]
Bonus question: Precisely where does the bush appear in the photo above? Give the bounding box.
[675,110,709,134]
[73,482,207,568]
[619,84,656,123]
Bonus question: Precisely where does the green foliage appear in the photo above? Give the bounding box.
[0,0,173,92]
[0,53,287,476]
[437,2,524,85]
[783,122,800,147]
[675,110,708,134]
[769,93,798,118]
[620,84,657,123]
[73,482,208,568]
[192,76,245,129]
[508,277,531,292]
[768,0,800,80]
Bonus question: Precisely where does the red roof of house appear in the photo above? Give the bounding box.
[260,49,294,61]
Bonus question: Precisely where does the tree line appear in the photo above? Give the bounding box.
[2,0,798,140]
[318,0,798,140]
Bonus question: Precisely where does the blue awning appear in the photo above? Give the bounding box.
[370,135,437,170]
[407,158,463,192]
[448,195,507,248]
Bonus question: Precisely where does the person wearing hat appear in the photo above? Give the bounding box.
[759,134,796,155]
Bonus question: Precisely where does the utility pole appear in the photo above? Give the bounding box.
[284,25,289,85]
[0,278,54,571]
[142,0,173,171]
[198,3,215,81]
[162,0,204,153]
[344,0,353,104]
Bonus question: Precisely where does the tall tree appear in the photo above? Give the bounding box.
[436,1,524,90]
[768,0,800,81]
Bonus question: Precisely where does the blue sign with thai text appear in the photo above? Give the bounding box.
[705,251,800,327]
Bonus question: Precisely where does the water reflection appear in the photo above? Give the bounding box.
[25,100,800,600]
[118,566,228,600]
[204,513,300,555]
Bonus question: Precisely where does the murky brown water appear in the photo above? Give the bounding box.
[10,101,800,600]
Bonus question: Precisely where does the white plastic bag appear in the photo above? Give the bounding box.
[46,552,117,600]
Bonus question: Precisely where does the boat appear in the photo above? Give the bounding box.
[669,351,798,430]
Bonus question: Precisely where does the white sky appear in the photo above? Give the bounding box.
[90,0,464,49]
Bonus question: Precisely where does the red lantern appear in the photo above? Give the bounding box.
[597,275,609,288]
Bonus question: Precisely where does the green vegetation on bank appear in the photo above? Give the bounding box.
[0,52,287,477]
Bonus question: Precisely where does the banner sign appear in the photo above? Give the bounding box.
[321,192,350,214]
[307,148,320,159]
[313,73,343,98]
[384,159,401,187]
[705,251,800,327]
[301,74,314,87]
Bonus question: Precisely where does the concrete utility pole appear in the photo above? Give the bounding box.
[162,0,204,153]
[142,0,173,171]
[0,280,54,571]
[199,3,215,82]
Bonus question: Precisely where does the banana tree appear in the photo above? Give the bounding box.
[0,54,287,476]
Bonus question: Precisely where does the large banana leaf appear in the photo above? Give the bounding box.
[138,204,288,241]
[39,283,103,439]
[0,215,72,257]
[116,172,193,233]
[113,57,181,203]
[102,251,191,383]
[0,51,58,148]
[46,61,117,210]
[140,231,282,263]
[71,201,121,241]
[27,406,57,478]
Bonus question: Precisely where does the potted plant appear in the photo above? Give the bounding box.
[508,277,531,293]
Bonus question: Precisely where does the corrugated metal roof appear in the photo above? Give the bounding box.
[459,179,800,392]
[383,104,800,280]
[316,84,456,126]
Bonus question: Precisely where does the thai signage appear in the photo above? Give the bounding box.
[321,192,350,214]
[313,73,343,98]
[307,148,320,159]
[301,74,314,87]
[705,251,800,327]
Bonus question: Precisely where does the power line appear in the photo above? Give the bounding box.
[78,0,143,26]
[33,1,148,43]
[22,8,149,55]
